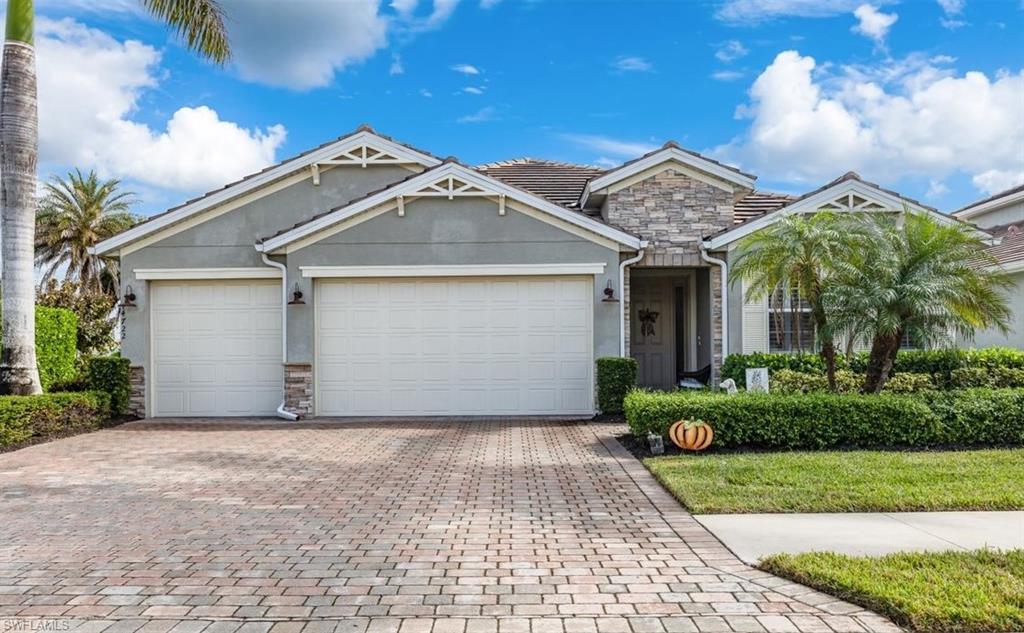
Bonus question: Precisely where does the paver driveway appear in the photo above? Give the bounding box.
[0,420,899,633]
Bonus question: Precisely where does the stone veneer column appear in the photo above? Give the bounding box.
[710,266,724,386]
[128,366,145,418]
[283,363,314,418]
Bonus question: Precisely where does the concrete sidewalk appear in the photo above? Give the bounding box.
[696,511,1024,563]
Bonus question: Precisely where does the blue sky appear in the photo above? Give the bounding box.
[27,0,1024,216]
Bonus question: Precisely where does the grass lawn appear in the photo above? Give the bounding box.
[643,449,1024,513]
[761,549,1024,632]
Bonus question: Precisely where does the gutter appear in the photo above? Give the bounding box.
[700,244,728,372]
[260,253,299,421]
[618,244,647,356]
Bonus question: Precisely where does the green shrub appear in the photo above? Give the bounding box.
[920,389,1024,445]
[725,348,1024,388]
[0,391,110,447]
[34,306,79,391]
[950,367,1024,389]
[625,390,938,449]
[596,357,638,414]
[882,372,936,394]
[87,356,132,416]
[772,369,861,394]
[722,353,839,387]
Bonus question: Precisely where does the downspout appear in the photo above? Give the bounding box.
[700,245,728,377]
[260,253,299,421]
[618,245,646,357]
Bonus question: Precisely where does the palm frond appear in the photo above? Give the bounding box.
[140,0,231,63]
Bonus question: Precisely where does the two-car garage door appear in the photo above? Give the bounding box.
[315,276,594,416]
[149,276,594,417]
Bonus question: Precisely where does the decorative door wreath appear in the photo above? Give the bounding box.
[638,308,659,337]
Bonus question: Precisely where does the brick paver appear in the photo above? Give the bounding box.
[0,420,900,632]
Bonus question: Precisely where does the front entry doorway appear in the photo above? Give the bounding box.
[630,269,709,390]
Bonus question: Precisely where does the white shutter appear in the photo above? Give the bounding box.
[741,279,769,353]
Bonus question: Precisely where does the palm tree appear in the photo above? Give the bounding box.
[36,170,141,294]
[1,0,229,394]
[732,211,866,390]
[829,211,1014,393]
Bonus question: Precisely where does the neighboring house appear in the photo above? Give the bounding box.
[952,184,1024,349]
[94,125,991,418]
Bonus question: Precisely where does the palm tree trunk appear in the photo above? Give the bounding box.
[863,329,902,394]
[0,0,42,395]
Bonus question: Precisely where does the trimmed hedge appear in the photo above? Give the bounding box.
[950,367,1024,389]
[772,370,935,395]
[8,306,79,391]
[624,388,1024,449]
[596,357,638,414]
[87,356,132,416]
[0,391,110,448]
[723,348,1024,387]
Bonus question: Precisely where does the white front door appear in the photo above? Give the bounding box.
[315,276,594,416]
[150,280,282,416]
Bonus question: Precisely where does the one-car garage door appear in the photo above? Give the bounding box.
[316,276,594,416]
[151,280,282,416]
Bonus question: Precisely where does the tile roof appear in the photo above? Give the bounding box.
[984,221,1024,268]
[476,159,605,208]
[955,182,1024,215]
[733,191,796,224]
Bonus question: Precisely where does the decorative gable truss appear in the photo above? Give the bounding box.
[310,144,426,184]
[257,161,644,254]
[396,174,508,216]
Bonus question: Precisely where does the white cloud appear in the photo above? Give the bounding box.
[29,18,286,192]
[480,0,502,7]
[423,0,461,29]
[972,170,1024,195]
[419,88,434,97]
[937,0,964,15]
[716,0,865,23]
[391,0,418,17]
[458,106,498,123]
[852,4,898,45]
[714,50,1024,195]
[218,0,388,90]
[712,70,745,81]
[451,63,481,75]
[611,56,653,73]
[559,134,657,158]
[461,86,485,95]
[715,40,749,63]
[389,54,404,75]
[926,179,950,198]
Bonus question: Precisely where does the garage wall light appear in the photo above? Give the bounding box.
[602,280,618,302]
[120,285,137,308]
[288,283,306,305]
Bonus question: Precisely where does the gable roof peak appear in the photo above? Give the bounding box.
[354,123,376,133]
[661,140,680,149]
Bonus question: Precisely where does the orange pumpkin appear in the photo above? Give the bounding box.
[668,420,714,451]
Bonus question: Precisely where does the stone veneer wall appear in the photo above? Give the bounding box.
[607,168,739,384]
[284,363,314,418]
[128,366,145,418]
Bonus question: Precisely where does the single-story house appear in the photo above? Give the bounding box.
[953,184,1024,349]
[94,125,1017,418]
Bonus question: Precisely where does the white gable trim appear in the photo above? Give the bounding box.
[134,267,282,280]
[954,188,1024,220]
[94,130,440,256]
[257,162,644,253]
[704,178,960,250]
[580,147,755,208]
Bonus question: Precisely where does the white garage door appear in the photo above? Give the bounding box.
[151,280,282,416]
[316,276,594,416]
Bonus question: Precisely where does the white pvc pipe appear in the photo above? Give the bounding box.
[618,248,646,356]
[261,253,299,421]
[700,246,729,369]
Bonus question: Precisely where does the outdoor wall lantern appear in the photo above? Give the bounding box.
[602,280,619,302]
[288,283,306,305]
[120,285,137,308]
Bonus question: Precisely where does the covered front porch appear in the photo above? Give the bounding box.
[627,267,717,390]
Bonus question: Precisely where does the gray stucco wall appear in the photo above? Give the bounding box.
[725,247,745,356]
[120,164,416,366]
[961,271,1024,349]
[965,200,1024,229]
[285,197,622,364]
